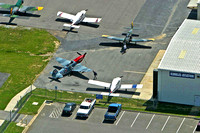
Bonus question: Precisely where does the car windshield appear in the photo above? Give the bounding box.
[65,105,71,109]
[80,105,89,109]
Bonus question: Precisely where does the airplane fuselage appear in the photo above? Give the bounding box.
[11,0,23,15]
[51,53,87,79]
[123,30,132,44]
[52,61,77,79]
[72,10,86,25]
[109,77,122,93]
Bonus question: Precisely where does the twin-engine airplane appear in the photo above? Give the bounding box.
[0,0,43,23]
[88,76,143,97]
[49,52,93,82]
[102,22,154,54]
[57,9,102,29]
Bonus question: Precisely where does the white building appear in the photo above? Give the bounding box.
[157,19,200,106]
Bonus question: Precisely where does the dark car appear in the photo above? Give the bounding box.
[62,103,76,116]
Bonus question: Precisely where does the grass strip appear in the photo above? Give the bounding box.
[19,88,194,117]
[0,26,58,109]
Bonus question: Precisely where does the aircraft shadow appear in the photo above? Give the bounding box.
[86,87,140,95]
[71,71,89,80]
[81,22,99,28]
[0,21,17,25]
[99,42,152,49]
[0,11,41,17]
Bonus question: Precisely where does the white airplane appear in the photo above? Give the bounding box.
[57,9,102,29]
[88,76,143,96]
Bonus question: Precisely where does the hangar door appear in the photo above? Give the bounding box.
[194,95,200,106]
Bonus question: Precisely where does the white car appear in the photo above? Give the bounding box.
[76,98,96,118]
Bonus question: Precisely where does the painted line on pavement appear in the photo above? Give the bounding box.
[193,124,197,133]
[146,114,155,129]
[176,118,185,133]
[116,111,125,125]
[161,116,170,131]
[131,112,140,127]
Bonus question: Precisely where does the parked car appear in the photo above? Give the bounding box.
[196,121,200,131]
[76,98,96,118]
[104,103,121,121]
[62,103,76,116]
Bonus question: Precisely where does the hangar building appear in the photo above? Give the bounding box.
[157,19,200,106]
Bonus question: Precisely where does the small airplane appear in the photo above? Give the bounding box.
[0,0,43,23]
[57,9,102,29]
[49,52,94,82]
[88,76,143,96]
[102,22,155,54]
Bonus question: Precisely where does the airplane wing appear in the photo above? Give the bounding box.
[130,38,154,42]
[19,6,43,12]
[0,3,14,9]
[120,84,143,89]
[102,35,124,41]
[72,63,92,73]
[101,92,120,97]
[57,11,75,20]
[88,79,110,88]
[82,17,102,23]
[56,57,71,66]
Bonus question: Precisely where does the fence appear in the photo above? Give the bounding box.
[0,85,33,133]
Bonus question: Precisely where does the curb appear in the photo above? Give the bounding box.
[22,100,46,133]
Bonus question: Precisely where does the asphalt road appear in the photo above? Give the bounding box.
[27,102,199,133]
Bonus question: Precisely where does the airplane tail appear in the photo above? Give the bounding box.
[131,21,134,29]
[63,23,80,29]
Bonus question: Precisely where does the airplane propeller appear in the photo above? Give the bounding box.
[77,52,82,55]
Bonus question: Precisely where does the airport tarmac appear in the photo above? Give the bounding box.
[33,0,191,99]
[0,0,191,99]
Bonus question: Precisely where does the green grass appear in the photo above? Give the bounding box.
[0,26,59,110]
[4,122,24,133]
[19,88,194,117]
[18,95,46,115]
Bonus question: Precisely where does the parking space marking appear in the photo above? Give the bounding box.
[131,112,140,127]
[49,106,63,118]
[176,118,185,133]
[72,113,77,120]
[146,114,155,129]
[116,111,125,125]
[87,110,95,121]
[161,116,170,131]
[193,124,197,133]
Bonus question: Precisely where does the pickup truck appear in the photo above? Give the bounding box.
[76,98,96,118]
[104,103,121,121]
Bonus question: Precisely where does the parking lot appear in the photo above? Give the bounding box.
[27,102,198,133]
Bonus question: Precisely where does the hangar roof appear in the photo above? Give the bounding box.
[158,19,200,74]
